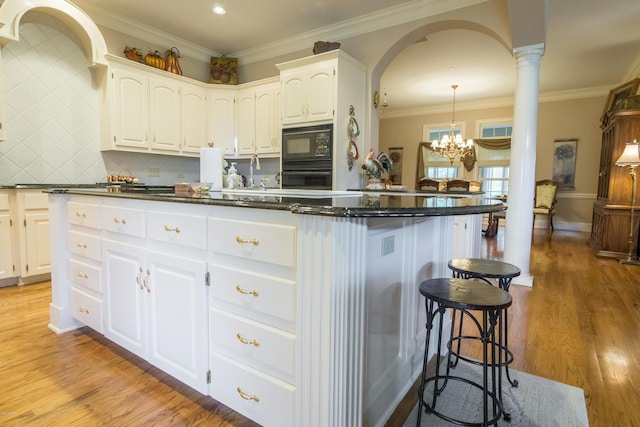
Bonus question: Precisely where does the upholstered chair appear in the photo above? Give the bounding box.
[446,179,470,192]
[533,180,559,232]
[417,177,440,192]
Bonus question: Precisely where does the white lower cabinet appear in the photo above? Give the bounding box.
[0,191,15,280]
[209,352,295,427]
[103,238,209,394]
[207,210,297,426]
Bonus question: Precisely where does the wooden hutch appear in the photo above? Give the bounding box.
[588,82,640,258]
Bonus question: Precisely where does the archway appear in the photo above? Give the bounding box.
[0,0,107,65]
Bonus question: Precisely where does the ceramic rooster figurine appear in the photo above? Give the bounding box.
[362,148,393,179]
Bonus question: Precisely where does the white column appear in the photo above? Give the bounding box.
[504,44,545,287]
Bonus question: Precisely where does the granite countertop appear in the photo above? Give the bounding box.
[46,187,505,218]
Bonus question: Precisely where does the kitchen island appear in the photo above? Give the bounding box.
[46,188,503,427]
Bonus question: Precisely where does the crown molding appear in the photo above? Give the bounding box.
[380,86,611,119]
[233,0,488,64]
[74,2,221,62]
[75,0,487,65]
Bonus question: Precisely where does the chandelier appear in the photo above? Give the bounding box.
[431,84,474,165]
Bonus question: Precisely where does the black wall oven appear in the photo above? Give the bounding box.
[281,124,333,189]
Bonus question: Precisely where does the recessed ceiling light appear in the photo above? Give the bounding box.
[212,5,226,15]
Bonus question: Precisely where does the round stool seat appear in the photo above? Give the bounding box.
[419,278,512,311]
[448,258,520,290]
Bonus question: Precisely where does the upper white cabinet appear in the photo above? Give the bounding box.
[280,63,334,125]
[278,50,366,190]
[181,85,208,154]
[208,87,236,156]
[103,56,209,157]
[237,79,280,156]
[149,76,182,152]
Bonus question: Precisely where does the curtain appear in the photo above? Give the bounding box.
[463,138,511,171]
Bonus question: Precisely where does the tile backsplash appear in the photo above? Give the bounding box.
[0,12,106,185]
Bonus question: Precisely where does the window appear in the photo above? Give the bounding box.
[476,119,512,198]
[481,124,512,138]
[427,166,458,179]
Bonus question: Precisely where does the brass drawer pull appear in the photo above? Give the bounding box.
[79,307,90,314]
[77,273,89,279]
[236,333,260,347]
[75,212,86,218]
[235,285,259,297]
[76,242,88,248]
[235,236,259,246]
[164,225,181,233]
[113,217,127,224]
[236,387,260,402]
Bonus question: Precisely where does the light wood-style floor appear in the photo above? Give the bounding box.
[1,229,639,426]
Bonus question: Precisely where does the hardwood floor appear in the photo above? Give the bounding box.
[1,228,639,426]
[387,228,640,427]
[0,282,258,426]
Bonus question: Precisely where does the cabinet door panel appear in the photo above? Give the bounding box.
[280,75,305,125]
[306,68,334,122]
[113,69,149,148]
[0,212,14,279]
[182,88,208,153]
[146,250,208,394]
[237,91,256,155]
[208,90,236,155]
[150,79,181,151]
[24,211,50,276]
[104,239,146,357]
[255,88,276,153]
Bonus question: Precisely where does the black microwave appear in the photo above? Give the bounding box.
[281,124,333,163]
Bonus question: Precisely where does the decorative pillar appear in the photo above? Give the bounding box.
[504,44,545,287]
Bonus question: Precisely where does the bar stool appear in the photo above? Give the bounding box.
[448,258,521,388]
[417,277,512,427]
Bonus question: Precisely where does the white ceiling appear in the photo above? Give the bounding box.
[67,0,640,113]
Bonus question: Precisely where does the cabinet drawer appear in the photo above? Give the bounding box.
[69,258,102,293]
[209,353,294,427]
[68,230,101,261]
[211,264,295,324]
[101,205,146,237]
[147,210,207,249]
[208,218,296,268]
[67,201,99,228]
[211,309,295,378]
[71,287,103,333]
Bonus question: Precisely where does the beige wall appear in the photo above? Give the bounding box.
[379,95,607,229]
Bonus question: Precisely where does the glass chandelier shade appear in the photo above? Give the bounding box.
[431,84,474,165]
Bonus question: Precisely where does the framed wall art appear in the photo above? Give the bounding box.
[552,139,577,189]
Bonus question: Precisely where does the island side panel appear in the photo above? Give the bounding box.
[297,214,455,427]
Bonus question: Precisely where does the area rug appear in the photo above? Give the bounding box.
[403,362,589,426]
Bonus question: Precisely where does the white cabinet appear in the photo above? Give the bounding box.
[0,191,15,280]
[208,87,237,156]
[110,67,150,149]
[148,77,181,152]
[105,56,208,157]
[67,199,103,332]
[16,190,50,281]
[208,209,297,426]
[237,80,280,156]
[181,86,208,154]
[102,202,209,394]
[280,63,334,125]
[236,88,256,155]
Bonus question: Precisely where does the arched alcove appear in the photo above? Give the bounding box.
[0,0,107,65]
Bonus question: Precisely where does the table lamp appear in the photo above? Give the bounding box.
[615,139,640,265]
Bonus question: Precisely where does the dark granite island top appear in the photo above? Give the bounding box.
[45,188,504,218]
